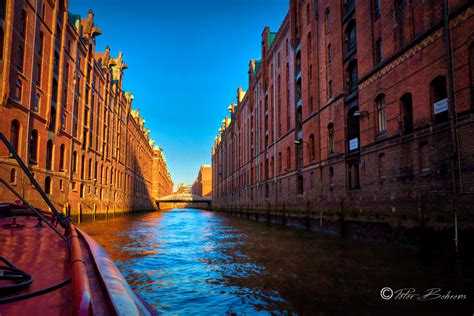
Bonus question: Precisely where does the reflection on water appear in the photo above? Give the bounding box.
[79,209,473,314]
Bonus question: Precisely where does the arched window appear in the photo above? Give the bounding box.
[325,9,331,33]
[88,158,92,179]
[46,140,53,170]
[400,93,413,134]
[328,123,334,153]
[29,129,38,162]
[10,168,17,184]
[10,120,20,154]
[328,80,333,98]
[430,76,448,123]
[59,144,65,170]
[309,134,315,161]
[376,94,387,132]
[45,176,52,194]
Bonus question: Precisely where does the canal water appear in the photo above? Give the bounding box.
[78,208,473,315]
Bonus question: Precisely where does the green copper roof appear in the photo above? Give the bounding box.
[254,60,262,75]
[68,12,81,29]
[268,32,278,48]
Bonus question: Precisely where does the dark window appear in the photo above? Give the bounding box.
[328,80,333,98]
[376,94,387,132]
[72,151,77,173]
[33,92,40,111]
[80,183,84,198]
[375,38,383,64]
[347,107,360,152]
[374,0,381,18]
[53,51,59,75]
[344,0,355,16]
[59,144,65,170]
[278,152,282,173]
[430,76,448,123]
[346,60,358,94]
[328,123,334,153]
[46,140,53,170]
[345,21,357,55]
[469,43,474,107]
[309,134,315,161]
[329,166,334,190]
[378,153,385,180]
[88,158,92,179]
[52,79,58,103]
[36,62,42,85]
[10,168,17,184]
[348,162,360,189]
[18,45,24,70]
[325,9,331,33]
[20,10,27,37]
[287,147,291,170]
[10,120,20,153]
[297,175,304,195]
[14,79,22,101]
[81,154,85,179]
[419,142,430,172]
[45,176,52,194]
[39,32,44,56]
[307,32,312,55]
[29,129,38,162]
[400,93,414,134]
[49,106,56,131]
[327,44,332,64]
[0,28,4,60]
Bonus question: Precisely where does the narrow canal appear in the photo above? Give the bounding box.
[78,208,473,315]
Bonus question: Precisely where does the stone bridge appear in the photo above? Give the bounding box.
[156,193,211,210]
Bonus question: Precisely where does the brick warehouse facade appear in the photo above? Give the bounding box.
[0,0,173,218]
[191,165,212,197]
[212,0,474,240]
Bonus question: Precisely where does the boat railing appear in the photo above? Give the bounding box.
[0,132,93,315]
[0,132,67,228]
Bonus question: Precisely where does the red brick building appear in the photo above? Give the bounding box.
[191,165,212,197]
[212,0,474,233]
[0,0,172,219]
[152,147,174,198]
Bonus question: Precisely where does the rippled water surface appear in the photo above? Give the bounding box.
[79,209,473,315]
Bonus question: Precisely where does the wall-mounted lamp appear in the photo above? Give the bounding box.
[353,110,369,117]
[294,140,309,146]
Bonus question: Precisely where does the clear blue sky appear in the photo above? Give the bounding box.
[69,0,288,189]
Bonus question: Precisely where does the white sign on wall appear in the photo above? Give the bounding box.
[349,138,359,151]
[434,98,448,114]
